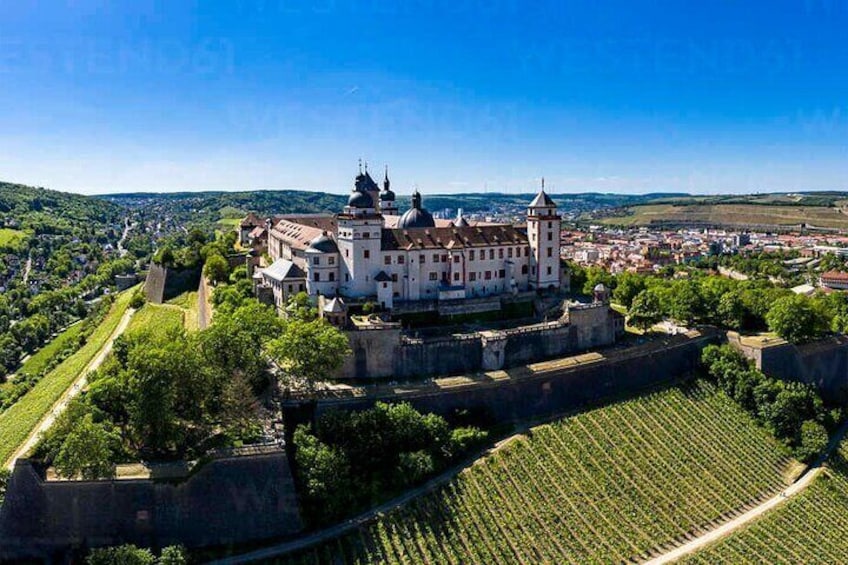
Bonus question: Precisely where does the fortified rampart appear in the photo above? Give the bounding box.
[0,448,303,561]
[143,263,201,304]
[728,332,848,404]
[291,328,720,426]
[337,302,619,379]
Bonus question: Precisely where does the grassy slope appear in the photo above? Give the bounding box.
[166,291,200,332]
[125,302,185,336]
[680,438,848,564]
[0,290,134,466]
[598,203,848,229]
[281,380,794,564]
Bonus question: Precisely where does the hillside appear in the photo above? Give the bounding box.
[680,436,848,564]
[0,182,124,235]
[277,380,794,564]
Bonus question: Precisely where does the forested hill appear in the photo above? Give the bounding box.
[0,182,124,232]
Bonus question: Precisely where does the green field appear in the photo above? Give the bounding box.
[0,290,135,466]
[280,380,795,564]
[217,217,242,227]
[0,228,27,249]
[680,437,848,564]
[126,302,185,336]
[596,203,848,230]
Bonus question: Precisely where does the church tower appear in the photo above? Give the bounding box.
[527,178,561,291]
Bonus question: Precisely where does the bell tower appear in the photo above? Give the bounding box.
[527,178,561,291]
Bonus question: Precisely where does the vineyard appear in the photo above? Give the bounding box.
[0,290,134,466]
[680,437,848,564]
[279,380,795,564]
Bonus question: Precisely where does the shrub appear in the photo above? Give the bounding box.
[795,420,829,462]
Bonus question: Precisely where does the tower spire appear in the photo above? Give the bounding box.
[542,177,545,191]
[358,158,362,174]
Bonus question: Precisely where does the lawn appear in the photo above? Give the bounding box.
[166,291,200,332]
[0,290,135,466]
[279,380,795,564]
[126,302,185,336]
[0,228,28,250]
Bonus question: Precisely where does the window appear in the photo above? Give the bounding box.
[508,248,513,258]
[499,269,505,278]
[345,249,349,258]
[329,272,335,281]
[287,284,293,293]
[383,282,388,288]
[429,272,438,281]
[548,232,553,241]
[419,254,425,263]
[363,232,370,239]
[548,221,553,228]
[469,250,475,261]
[313,272,320,282]
[485,271,492,280]
[453,255,460,263]
[521,265,528,275]
[391,274,398,282]
[454,272,460,281]
[385,255,391,265]
[469,272,477,281]
[547,266,552,275]
[525,247,530,257]
[532,266,536,275]
[547,248,553,257]
[499,248,504,259]
[489,249,494,260]
[328,256,335,265]
[345,274,350,282]
[312,257,320,265]
[433,254,440,263]
[441,254,448,263]
[299,283,305,291]
[398,255,405,264]
[364,249,370,259]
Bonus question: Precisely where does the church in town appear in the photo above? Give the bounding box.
[250,163,563,313]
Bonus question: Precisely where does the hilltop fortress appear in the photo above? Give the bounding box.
[246,164,623,378]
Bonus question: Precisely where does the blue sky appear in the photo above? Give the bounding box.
[1,0,848,195]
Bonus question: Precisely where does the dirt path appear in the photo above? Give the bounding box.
[645,421,848,564]
[198,276,212,329]
[4,307,136,470]
[21,256,32,283]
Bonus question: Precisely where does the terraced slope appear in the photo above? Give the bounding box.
[679,438,848,564]
[279,380,795,565]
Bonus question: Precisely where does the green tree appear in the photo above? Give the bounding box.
[795,420,829,462]
[285,292,317,321]
[716,290,747,330]
[627,289,663,330]
[203,252,230,285]
[612,272,646,308]
[159,545,188,565]
[766,294,827,343]
[668,280,703,325]
[54,413,118,480]
[266,319,350,390]
[87,544,155,565]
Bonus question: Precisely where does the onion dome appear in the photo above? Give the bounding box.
[398,189,436,229]
[308,232,338,253]
[348,190,374,209]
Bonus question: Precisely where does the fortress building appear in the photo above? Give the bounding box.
[255,163,563,312]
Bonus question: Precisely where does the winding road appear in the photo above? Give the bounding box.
[4,307,136,470]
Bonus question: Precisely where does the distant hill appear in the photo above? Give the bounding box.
[0,182,124,232]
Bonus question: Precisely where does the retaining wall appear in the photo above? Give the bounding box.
[0,450,303,560]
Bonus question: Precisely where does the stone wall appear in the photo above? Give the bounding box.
[143,264,201,304]
[730,332,848,404]
[300,329,720,426]
[0,450,303,560]
[336,321,581,380]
